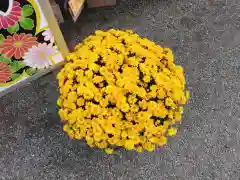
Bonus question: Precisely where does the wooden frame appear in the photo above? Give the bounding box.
[0,0,69,97]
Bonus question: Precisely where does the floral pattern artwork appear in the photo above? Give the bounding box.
[7,4,35,34]
[0,62,11,83]
[23,43,58,68]
[42,29,54,44]
[0,0,64,93]
[0,33,38,59]
[0,1,21,29]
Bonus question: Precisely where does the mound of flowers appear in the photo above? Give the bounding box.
[57,29,190,154]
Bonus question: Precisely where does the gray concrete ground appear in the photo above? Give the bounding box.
[1,0,240,179]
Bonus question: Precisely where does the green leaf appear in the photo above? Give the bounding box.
[7,23,19,34]
[19,18,34,30]
[10,61,25,73]
[0,55,11,64]
[26,68,37,75]
[0,34,5,44]
[10,73,21,81]
[22,5,33,17]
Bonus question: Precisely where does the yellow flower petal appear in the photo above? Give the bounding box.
[105,148,114,154]
[168,128,177,136]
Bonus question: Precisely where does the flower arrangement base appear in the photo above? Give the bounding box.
[57,29,190,154]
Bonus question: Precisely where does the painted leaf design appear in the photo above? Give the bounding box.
[19,18,34,30]
[0,34,5,44]
[22,5,34,17]
[7,23,19,34]
[10,73,21,81]
[26,68,38,75]
[0,55,11,64]
[10,61,25,73]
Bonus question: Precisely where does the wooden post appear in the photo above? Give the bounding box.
[38,0,69,58]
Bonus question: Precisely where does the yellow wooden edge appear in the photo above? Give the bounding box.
[39,26,49,33]
[37,0,69,58]
[27,1,50,35]
[48,52,60,65]
[27,0,41,35]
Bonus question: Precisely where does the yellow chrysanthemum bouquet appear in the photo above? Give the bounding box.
[57,29,190,154]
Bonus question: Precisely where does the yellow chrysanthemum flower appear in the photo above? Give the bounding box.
[168,128,177,136]
[105,148,114,154]
[57,29,189,154]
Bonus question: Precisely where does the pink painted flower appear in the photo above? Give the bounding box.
[0,62,11,83]
[23,43,58,69]
[0,1,22,29]
[0,33,38,59]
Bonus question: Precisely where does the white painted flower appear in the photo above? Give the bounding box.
[42,29,55,44]
[23,43,58,69]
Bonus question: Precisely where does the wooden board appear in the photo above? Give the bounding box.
[0,0,68,95]
[87,0,116,8]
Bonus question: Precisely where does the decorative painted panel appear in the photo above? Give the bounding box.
[0,0,64,92]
